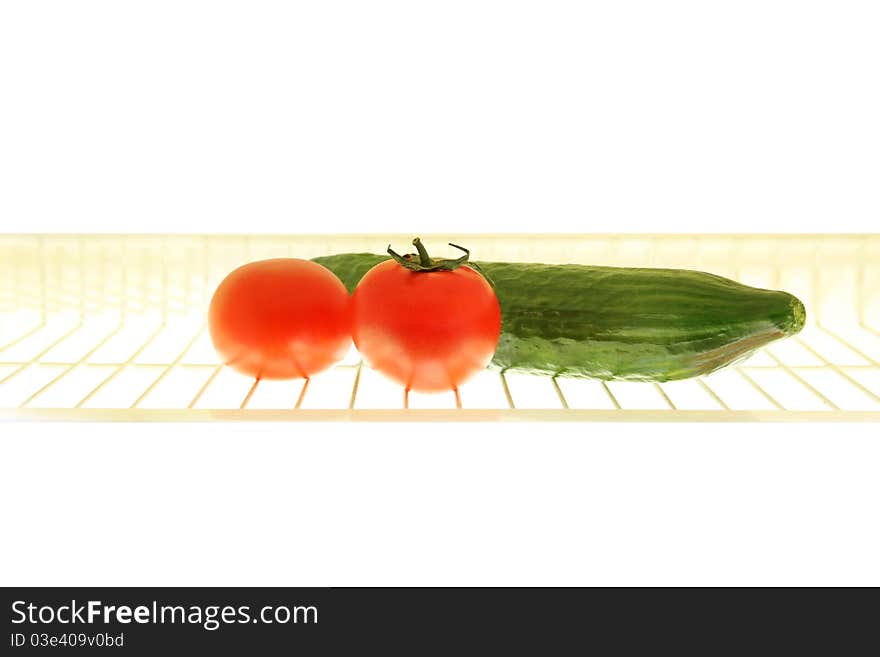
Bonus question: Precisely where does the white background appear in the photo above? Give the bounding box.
[1,1,879,586]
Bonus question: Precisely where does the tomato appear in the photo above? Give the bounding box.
[352,239,501,392]
[208,259,351,380]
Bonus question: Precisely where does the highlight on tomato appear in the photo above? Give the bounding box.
[351,238,501,393]
[208,258,351,380]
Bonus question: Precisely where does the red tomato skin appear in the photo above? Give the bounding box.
[208,259,351,380]
[352,260,501,392]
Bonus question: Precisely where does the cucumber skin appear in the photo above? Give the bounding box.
[312,253,806,382]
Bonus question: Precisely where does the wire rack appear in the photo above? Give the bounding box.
[1,234,878,421]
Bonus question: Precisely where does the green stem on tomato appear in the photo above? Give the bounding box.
[413,238,432,267]
[386,238,472,272]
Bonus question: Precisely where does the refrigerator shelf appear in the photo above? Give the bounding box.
[1,234,878,421]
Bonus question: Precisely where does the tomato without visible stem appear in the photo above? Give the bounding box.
[208,259,351,380]
[352,241,501,392]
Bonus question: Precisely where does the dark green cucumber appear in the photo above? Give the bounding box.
[312,253,806,382]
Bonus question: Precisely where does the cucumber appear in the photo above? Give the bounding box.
[312,253,806,381]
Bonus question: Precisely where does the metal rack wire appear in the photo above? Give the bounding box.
[1,234,878,421]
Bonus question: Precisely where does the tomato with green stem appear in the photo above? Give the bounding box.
[352,238,501,394]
